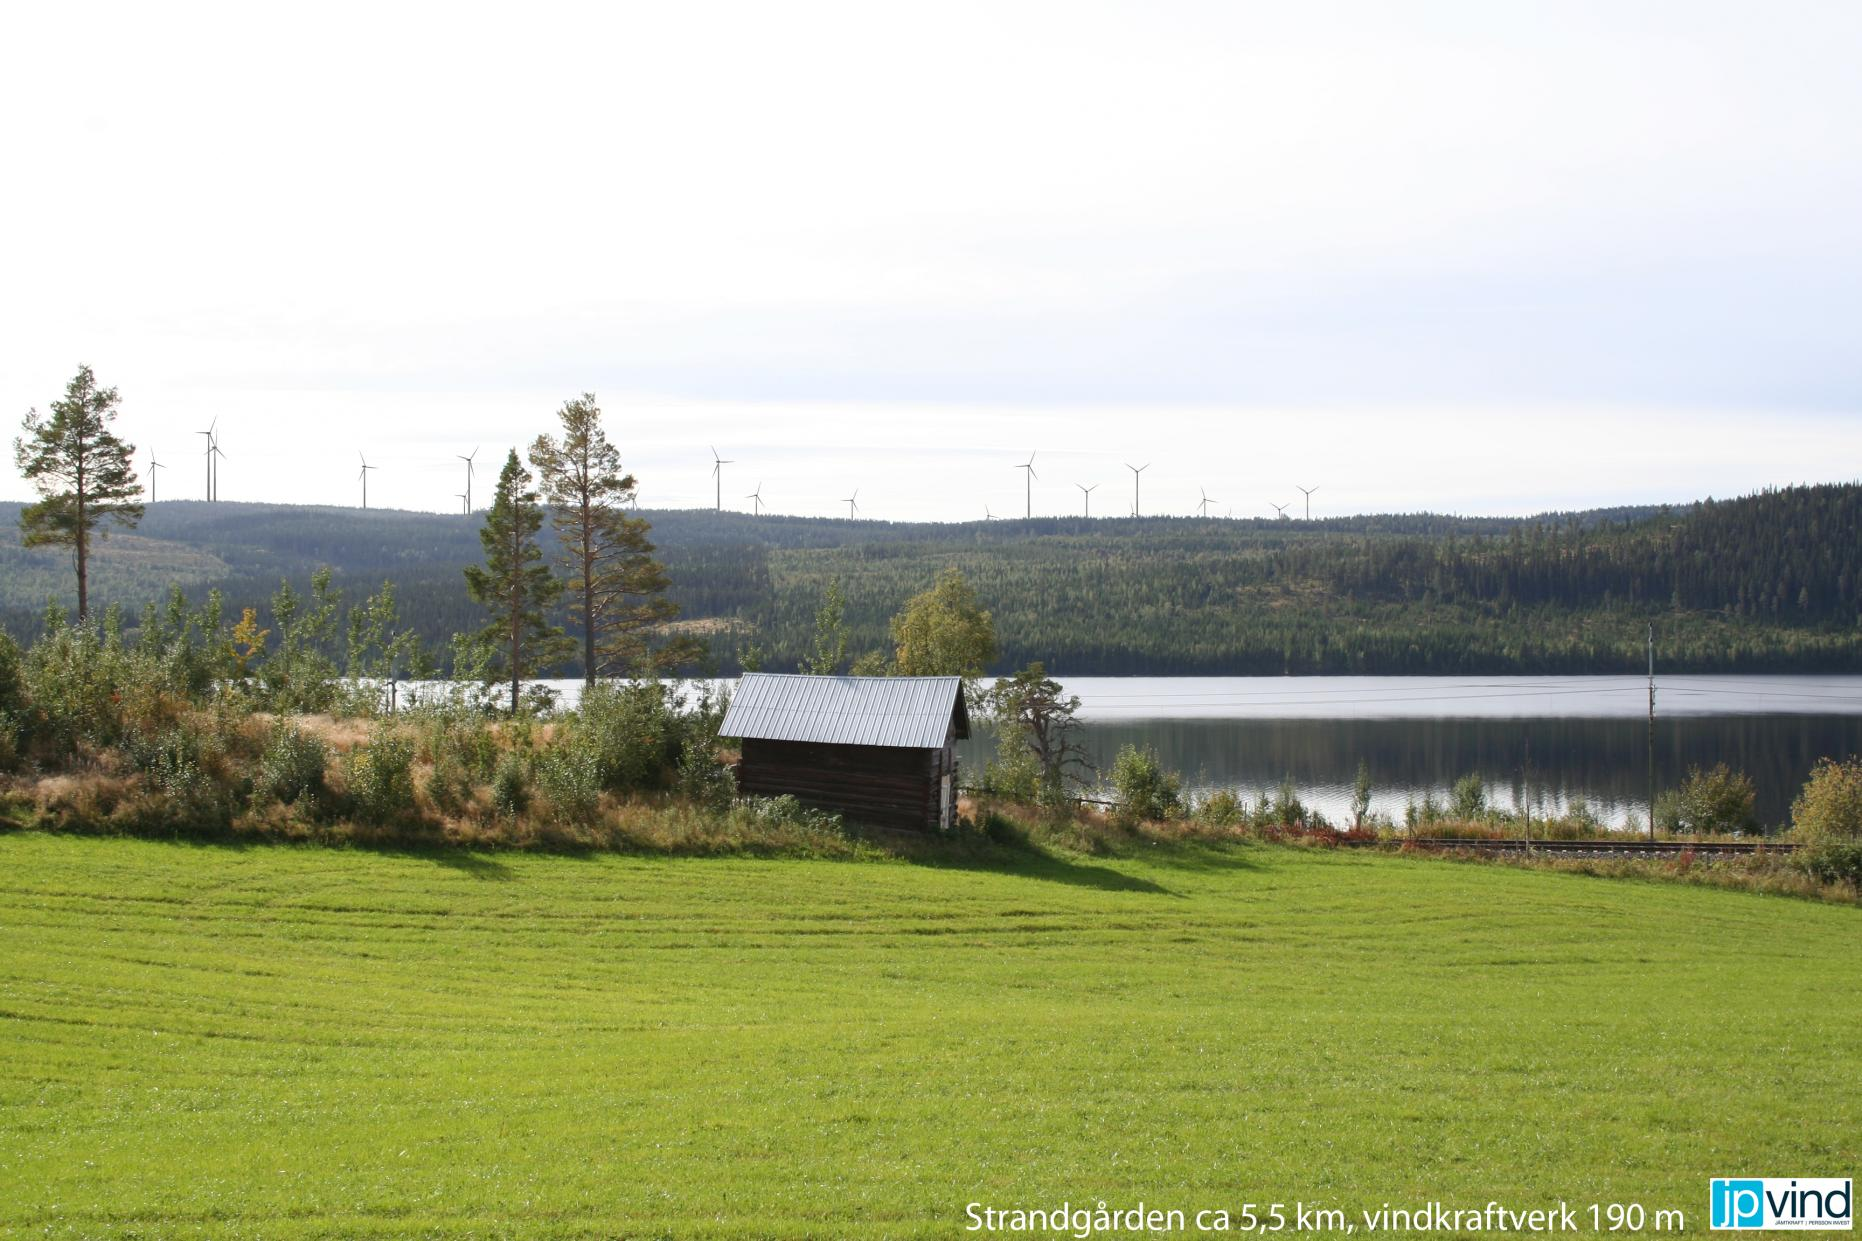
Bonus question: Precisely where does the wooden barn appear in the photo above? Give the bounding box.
[720,673,970,831]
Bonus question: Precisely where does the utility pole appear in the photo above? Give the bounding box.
[1646,623,1656,841]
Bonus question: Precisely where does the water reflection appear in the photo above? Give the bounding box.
[959,714,1862,828]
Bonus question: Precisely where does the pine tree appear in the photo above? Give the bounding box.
[528,395,689,681]
[464,450,570,712]
[13,365,143,619]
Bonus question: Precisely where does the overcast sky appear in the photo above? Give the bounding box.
[4,1,1859,521]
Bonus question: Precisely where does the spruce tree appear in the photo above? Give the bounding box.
[464,449,570,712]
[13,365,143,619]
[528,395,690,682]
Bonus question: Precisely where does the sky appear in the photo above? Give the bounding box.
[3,0,1859,521]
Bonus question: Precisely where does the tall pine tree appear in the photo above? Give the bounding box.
[464,450,570,712]
[13,365,143,619]
[528,394,691,681]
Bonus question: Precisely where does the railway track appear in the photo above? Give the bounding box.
[1372,837,1795,857]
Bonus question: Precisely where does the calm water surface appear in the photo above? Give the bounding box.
[957,676,1862,828]
[445,675,1862,830]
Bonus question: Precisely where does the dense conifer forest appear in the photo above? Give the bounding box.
[2,483,1857,675]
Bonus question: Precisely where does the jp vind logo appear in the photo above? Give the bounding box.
[1712,1179,1852,1231]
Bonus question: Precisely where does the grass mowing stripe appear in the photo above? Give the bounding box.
[0,832,1856,1239]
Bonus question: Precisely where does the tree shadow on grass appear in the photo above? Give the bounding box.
[421,849,517,880]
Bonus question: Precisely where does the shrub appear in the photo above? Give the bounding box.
[1660,763,1759,836]
[1108,744,1182,823]
[1350,761,1374,829]
[0,631,23,721]
[256,720,329,806]
[743,794,840,833]
[491,750,531,818]
[1795,840,1862,888]
[1791,756,1862,844]
[534,746,604,827]
[575,682,683,792]
[1193,788,1245,827]
[1269,779,1307,827]
[674,737,737,812]
[347,730,418,825]
[1449,774,1487,821]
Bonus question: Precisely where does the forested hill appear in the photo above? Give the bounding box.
[1,485,1857,674]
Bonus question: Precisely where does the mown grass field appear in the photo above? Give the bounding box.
[1,833,1857,1239]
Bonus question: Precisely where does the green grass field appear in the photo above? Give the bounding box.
[1,833,1857,1238]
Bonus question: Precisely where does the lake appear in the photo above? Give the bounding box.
[426,674,1862,830]
[953,676,1862,828]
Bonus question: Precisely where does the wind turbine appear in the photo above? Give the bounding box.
[842,489,860,520]
[1016,452,1038,518]
[457,447,478,512]
[358,452,380,509]
[456,492,469,515]
[746,482,765,515]
[1197,487,1218,518]
[985,503,995,521]
[1076,482,1098,517]
[1297,484,1319,520]
[1270,502,1290,519]
[710,446,733,511]
[210,436,227,501]
[196,419,217,501]
[1125,462,1149,517]
[147,449,164,503]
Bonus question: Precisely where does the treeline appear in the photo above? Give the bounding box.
[4,486,1859,676]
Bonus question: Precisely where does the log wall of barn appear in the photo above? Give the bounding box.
[737,738,951,830]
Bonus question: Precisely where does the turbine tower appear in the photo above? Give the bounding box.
[1297,484,1319,520]
[1016,451,1038,518]
[358,452,379,509]
[457,447,479,512]
[842,489,860,520]
[710,446,733,511]
[747,483,765,516]
[1125,462,1149,517]
[195,419,217,501]
[1076,482,1098,517]
[1197,487,1218,518]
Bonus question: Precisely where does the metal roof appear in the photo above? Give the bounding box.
[719,674,968,749]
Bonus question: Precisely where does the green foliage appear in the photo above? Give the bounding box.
[346,729,418,825]
[1192,788,1245,827]
[1795,840,1862,887]
[534,746,604,828]
[530,396,692,679]
[1791,756,1862,843]
[889,567,995,683]
[988,663,1091,806]
[7,482,1862,676]
[491,751,531,818]
[674,737,737,812]
[1450,774,1488,820]
[573,681,684,792]
[12,365,143,619]
[259,569,343,713]
[464,450,572,711]
[256,721,329,807]
[1351,760,1375,829]
[1657,763,1760,836]
[0,630,22,721]
[801,580,849,674]
[1108,743,1182,823]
